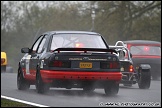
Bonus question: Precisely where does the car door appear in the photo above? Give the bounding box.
[27,35,47,80]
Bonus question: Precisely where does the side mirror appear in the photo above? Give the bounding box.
[21,48,30,53]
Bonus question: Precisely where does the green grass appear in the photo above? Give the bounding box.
[1,98,34,107]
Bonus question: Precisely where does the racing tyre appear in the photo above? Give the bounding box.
[138,69,151,89]
[17,67,30,90]
[36,69,50,94]
[104,82,119,95]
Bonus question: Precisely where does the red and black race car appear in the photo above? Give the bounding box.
[17,31,122,95]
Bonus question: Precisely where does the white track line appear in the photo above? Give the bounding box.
[1,95,49,107]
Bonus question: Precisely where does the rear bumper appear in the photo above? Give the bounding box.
[40,70,122,83]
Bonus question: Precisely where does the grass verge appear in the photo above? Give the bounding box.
[1,98,34,107]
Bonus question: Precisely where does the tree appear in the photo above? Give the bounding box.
[96,1,161,44]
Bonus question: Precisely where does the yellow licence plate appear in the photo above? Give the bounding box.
[79,62,92,68]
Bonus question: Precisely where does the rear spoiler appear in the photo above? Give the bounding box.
[53,48,117,54]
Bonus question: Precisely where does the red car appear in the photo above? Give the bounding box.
[123,40,161,80]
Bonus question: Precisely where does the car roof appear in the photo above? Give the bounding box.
[43,31,100,35]
[123,40,161,45]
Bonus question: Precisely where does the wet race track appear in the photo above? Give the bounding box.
[1,73,161,107]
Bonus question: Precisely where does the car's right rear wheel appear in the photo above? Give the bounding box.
[104,82,119,96]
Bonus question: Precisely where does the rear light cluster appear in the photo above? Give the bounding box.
[100,62,120,69]
[49,60,71,68]
[1,58,5,64]
[120,64,134,72]
[129,65,134,72]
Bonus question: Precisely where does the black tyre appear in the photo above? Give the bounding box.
[138,69,151,89]
[36,68,49,94]
[17,67,30,90]
[104,82,119,95]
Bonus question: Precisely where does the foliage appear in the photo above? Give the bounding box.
[1,98,33,107]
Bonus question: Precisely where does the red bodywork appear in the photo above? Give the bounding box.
[40,70,122,83]
[22,68,122,83]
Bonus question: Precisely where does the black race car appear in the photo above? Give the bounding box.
[17,31,122,95]
[109,41,151,89]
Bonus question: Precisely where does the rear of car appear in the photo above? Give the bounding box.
[1,52,7,72]
[109,43,136,87]
[41,48,122,95]
[124,40,161,80]
[111,41,151,89]
[18,31,122,95]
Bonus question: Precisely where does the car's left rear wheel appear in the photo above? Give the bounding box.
[17,67,30,90]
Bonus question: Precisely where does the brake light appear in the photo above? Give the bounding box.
[100,62,120,69]
[144,46,149,51]
[75,43,84,48]
[129,65,134,72]
[50,60,71,68]
[53,61,62,67]
[109,62,120,69]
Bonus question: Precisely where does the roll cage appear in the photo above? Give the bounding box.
[109,41,133,64]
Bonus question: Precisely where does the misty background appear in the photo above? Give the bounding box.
[1,1,161,72]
